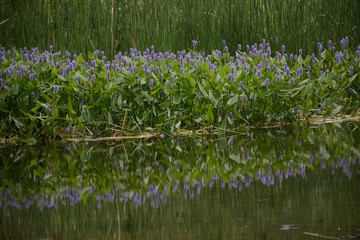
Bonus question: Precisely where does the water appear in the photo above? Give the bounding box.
[1,122,360,239]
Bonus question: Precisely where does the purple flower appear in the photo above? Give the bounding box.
[275,36,279,42]
[149,79,154,88]
[276,75,280,83]
[318,42,323,53]
[328,40,332,50]
[65,127,70,133]
[229,112,234,118]
[340,38,347,48]
[192,40,198,46]
[239,81,244,89]
[54,85,58,94]
[238,44,242,50]
[281,45,285,52]
[297,109,301,115]
[46,104,51,115]
[299,49,302,55]
[266,78,269,86]
[243,95,247,102]
[77,76,81,84]
[290,77,294,84]
[123,100,127,107]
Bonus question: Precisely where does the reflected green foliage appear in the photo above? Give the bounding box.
[0,0,359,56]
[0,122,359,209]
[0,123,360,239]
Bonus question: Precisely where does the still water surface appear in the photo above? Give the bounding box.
[1,123,360,239]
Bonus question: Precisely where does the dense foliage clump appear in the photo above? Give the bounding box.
[0,38,359,140]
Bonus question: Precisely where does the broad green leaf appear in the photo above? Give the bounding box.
[13,118,24,128]
[219,112,228,135]
[227,94,239,106]
[160,61,168,74]
[67,96,76,114]
[108,112,113,124]
[80,109,88,122]
[198,82,208,98]
[172,90,182,105]
[76,53,84,65]
[206,105,214,123]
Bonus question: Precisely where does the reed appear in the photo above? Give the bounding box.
[0,0,359,57]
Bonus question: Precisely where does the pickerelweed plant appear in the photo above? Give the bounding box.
[0,38,359,140]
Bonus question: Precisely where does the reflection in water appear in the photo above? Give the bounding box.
[1,123,360,239]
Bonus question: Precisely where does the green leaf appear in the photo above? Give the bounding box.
[108,112,113,124]
[172,90,182,105]
[227,94,239,106]
[175,120,181,129]
[76,53,84,65]
[194,116,203,123]
[80,109,88,122]
[26,138,37,145]
[297,55,303,65]
[307,82,314,97]
[13,118,24,128]
[198,82,208,98]
[206,105,214,123]
[219,112,228,135]
[333,106,342,114]
[186,74,196,86]
[67,96,76,114]
[160,61,168,74]
[165,81,171,94]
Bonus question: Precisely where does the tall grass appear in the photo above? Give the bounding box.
[1,0,359,56]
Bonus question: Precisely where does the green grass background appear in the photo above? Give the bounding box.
[1,0,359,57]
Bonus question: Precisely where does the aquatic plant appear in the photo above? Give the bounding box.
[0,39,359,140]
